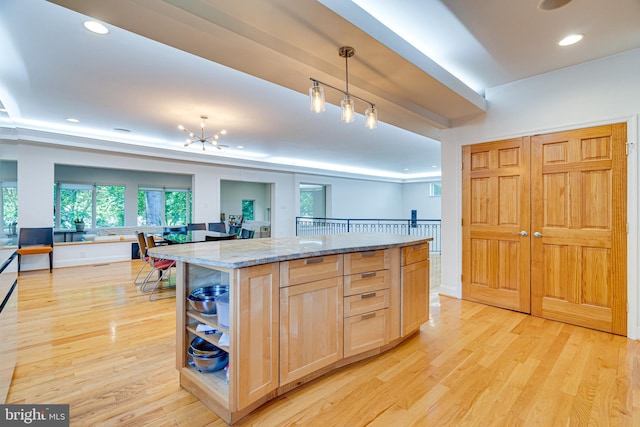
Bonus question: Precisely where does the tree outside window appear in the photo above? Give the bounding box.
[299,184,326,217]
[55,182,125,229]
[242,200,254,221]
[1,182,18,235]
[96,185,125,227]
[138,187,191,226]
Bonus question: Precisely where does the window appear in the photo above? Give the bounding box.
[430,182,442,197]
[1,181,18,236]
[299,183,326,217]
[242,200,255,221]
[55,182,125,228]
[138,186,192,226]
[96,185,125,227]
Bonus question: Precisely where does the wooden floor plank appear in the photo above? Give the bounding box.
[6,261,640,426]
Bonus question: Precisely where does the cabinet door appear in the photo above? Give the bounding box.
[235,263,279,411]
[401,259,429,336]
[280,277,343,385]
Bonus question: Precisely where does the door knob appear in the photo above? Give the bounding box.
[519,230,528,237]
[533,232,543,238]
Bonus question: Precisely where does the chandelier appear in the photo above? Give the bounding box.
[309,46,378,129]
[179,115,227,151]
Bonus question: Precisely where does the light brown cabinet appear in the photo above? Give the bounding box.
[235,263,279,410]
[401,242,430,336]
[177,261,279,423]
[279,256,343,386]
[169,237,430,424]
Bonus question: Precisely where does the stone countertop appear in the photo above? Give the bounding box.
[147,233,432,269]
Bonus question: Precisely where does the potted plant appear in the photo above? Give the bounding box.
[73,218,85,232]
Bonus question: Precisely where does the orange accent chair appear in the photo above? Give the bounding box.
[17,227,54,273]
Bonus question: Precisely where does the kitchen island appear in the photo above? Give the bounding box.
[149,233,431,424]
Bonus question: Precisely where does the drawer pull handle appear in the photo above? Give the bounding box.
[361,292,377,299]
[305,257,324,265]
[413,244,422,250]
[361,313,376,320]
[361,272,376,279]
[361,251,377,257]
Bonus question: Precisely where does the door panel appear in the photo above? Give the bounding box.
[531,123,627,335]
[462,137,531,313]
[462,123,627,335]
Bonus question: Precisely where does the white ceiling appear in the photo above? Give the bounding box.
[1,0,639,181]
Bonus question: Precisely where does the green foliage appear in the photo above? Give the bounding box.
[242,200,254,221]
[96,185,124,227]
[138,188,191,226]
[2,187,18,228]
[299,191,314,217]
[60,186,92,228]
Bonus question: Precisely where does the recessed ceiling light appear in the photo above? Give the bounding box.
[83,21,109,35]
[559,34,583,47]
[432,165,438,168]
[538,0,573,11]
[403,168,409,171]
[236,145,245,149]
[66,118,80,123]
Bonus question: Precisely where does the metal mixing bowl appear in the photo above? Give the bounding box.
[188,346,228,372]
[190,336,223,357]
[187,285,229,314]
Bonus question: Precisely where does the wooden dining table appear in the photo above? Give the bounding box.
[162,230,237,244]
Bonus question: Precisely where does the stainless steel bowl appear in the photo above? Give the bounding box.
[190,336,224,357]
[187,285,229,314]
[188,346,228,372]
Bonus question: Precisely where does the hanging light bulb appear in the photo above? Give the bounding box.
[309,80,325,113]
[308,46,379,128]
[365,105,377,129]
[341,95,355,123]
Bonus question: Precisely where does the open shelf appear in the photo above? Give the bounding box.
[181,364,229,406]
[187,310,230,335]
[186,324,230,351]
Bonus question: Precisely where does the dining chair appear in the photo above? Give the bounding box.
[134,232,152,285]
[17,227,54,273]
[228,225,241,237]
[207,222,227,233]
[163,225,188,236]
[239,228,255,239]
[188,222,206,231]
[141,235,176,300]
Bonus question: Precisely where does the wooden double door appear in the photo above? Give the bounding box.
[462,124,627,335]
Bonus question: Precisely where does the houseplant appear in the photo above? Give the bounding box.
[73,218,85,232]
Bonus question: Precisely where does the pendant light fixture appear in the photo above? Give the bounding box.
[309,46,378,129]
[179,115,227,151]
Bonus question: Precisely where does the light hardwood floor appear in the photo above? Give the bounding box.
[7,260,640,426]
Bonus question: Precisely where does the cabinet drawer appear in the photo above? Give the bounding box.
[344,289,389,317]
[344,270,389,296]
[344,250,386,275]
[344,308,390,358]
[401,242,430,266]
[280,254,343,287]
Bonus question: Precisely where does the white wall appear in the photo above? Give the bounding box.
[4,138,438,271]
[294,173,406,219]
[401,182,441,219]
[220,180,271,222]
[440,48,640,338]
